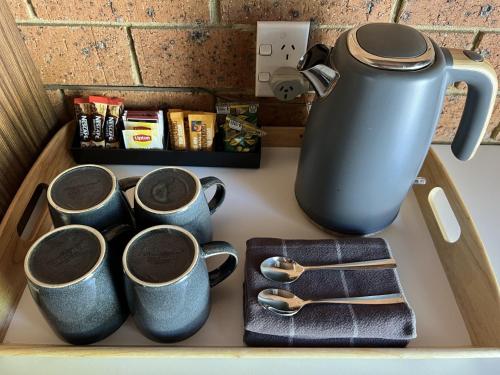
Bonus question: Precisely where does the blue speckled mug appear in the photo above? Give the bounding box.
[123,225,238,343]
[132,167,225,244]
[24,224,130,345]
[47,164,138,230]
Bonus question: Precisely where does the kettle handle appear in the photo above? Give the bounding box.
[443,48,497,161]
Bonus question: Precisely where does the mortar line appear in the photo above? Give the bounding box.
[311,24,351,31]
[24,0,38,18]
[14,17,500,34]
[313,23,500,33]
[389,0,405,23]
[412,25,499,33]
[446,87,467,96]
[43,84,500,97]
[209,0,220,25]
[15,19,256,31]
[126,27,143,85]
[43,84,255,94]
[15,19,210,28]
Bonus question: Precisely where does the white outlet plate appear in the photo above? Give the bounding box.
[255,21,310,97]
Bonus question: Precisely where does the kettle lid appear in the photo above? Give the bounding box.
[347,23,435,71]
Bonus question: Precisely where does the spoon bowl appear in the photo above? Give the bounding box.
[260,256,397,283]
[258,288,405,317]
[257,288,305,315]
[260,257,305,283]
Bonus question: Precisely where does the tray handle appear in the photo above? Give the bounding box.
[0,122,76,341]
[414,148,500,347]
[16,183,49,240]
[427,186,461,244]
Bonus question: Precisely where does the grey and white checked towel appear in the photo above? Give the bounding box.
[244,237,416,347]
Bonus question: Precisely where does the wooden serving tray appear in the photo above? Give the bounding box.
[0,121,499,359]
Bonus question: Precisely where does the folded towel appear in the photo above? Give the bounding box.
[244,237,416,347]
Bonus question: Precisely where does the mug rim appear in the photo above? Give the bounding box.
[47,164,117,214]
[24,224,107,289]
[122,224,199,288]
[134,167,202,215]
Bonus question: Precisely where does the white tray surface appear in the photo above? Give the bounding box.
[4,147,470,347]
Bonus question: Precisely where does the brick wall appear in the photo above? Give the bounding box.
[6,0,500,143]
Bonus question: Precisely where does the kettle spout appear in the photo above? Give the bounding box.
[297,44,339,98]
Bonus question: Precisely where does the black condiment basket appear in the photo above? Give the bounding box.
[70,125,261,168]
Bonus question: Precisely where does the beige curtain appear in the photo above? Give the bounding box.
[0,0,57,219]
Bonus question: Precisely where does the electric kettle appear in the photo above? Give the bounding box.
[295,23,497,235]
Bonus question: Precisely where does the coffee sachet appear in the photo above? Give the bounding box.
[104,98,124,148]
[89,96,108,147]
[74,98,93,148]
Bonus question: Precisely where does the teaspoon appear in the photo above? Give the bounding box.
[258,288,405,316]
[260,256,397,283]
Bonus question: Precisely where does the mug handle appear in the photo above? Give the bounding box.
[118,176,140,227]
[101,223,134,243]
[200,177,226,215]
[119,176,140,191]
[201,241,238,287]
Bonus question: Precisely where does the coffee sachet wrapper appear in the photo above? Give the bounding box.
[105,98,124,148]
[74,98,93,148]
[89,96,108,147]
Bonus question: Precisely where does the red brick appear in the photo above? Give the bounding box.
[433,126,458,143]
[309,28,344,47]
[30,0,209,23]
[220,0,393,25]
[427,31,476,91]
[427,31,475,50]
[399,0,498,28]
[476,33,500,80]
[434,95,500,143]
[63,89,215,112]
[6,0,28,19]
[434,96,466,142]
[19,26,133,85]
[132,28,255,89]
[486,98,500,141]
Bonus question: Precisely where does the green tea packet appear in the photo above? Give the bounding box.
[216,103,262,152]
[226,115,266,137]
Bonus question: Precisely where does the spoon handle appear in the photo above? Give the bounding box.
[304,258,397,271]
[306,293,405,305]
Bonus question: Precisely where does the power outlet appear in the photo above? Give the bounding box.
[255,21,310,97]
